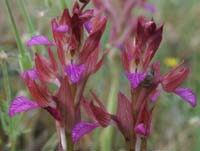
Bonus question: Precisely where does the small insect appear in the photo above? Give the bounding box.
[141,67,154,88]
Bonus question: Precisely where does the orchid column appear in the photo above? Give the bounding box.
[9,1,107,151]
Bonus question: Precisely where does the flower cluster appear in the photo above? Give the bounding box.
[72,17,197,150]
[9,1,107,150]
[8,1,197,151]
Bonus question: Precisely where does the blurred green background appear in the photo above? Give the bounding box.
[0,0,200,150]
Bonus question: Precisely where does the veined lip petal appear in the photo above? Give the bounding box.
[21,68,38,80]
[126,72,147,89]
[27,35,55,47]
[84,20,92,33]
[174,88,197,107]
[9,96,38,117]
[72,122,99,143]
[53,24,68,32]
[64,63,86,83]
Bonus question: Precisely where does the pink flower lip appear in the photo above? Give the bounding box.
[64,63,86,83]
[9,96,38,117]
[27,35,55,47]
[126,72,147,89]
[72,122,99,143]
[174,88,197,107]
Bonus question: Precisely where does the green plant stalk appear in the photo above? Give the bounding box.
[1,62,17,151]
[100,49,119,151]
[4,0,25,57]
[17,0,45,54]
[4,0,32,70]
[17,0,35,35]
[193,127,200,151]
[42,133,58,151]
[10,138,17,151]
[2,62,11,101]
[92,128,101,150]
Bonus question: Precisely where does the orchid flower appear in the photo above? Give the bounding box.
[122,17,163,89]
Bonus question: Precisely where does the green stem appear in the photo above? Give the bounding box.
[17,0,44,53]
[4,0,25,57]
[66,133,73,151]
[100,48,119,151]
[17,0,35,35]
[10,138,16,151]
[2,62,17,149]
[2,62,11,101]
[4,0,32,70]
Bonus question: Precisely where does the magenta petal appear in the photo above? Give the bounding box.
[9,96,38,117]
[126,72,147,89]
[174,88,197,107]
[72,122,99,143]
[143,3,156,13]
[21,68,38,80]
[135,123,145,135]
[84,21,92,33]
[135,123,150,136]
[27,35,55,47]
[64,63,86,83]
[54,24,68,32]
